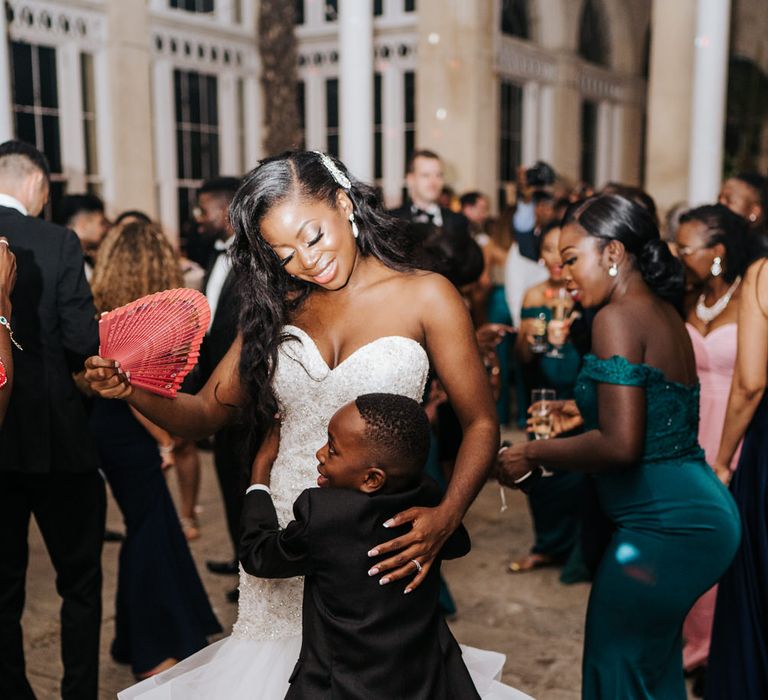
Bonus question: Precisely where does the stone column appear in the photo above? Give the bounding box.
[152,58,177,241]
[103,1,156,219]
[0,9,13,142]
[415,0,496,197]
[644,0,697,212]
[339,0,373,181]
[688,0,732,205]
[545,58,582,182]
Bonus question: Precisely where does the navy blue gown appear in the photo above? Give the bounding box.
[91,399,221,675]
[707,393,768,699]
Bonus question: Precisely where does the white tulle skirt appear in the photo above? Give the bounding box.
[118,634,533,699]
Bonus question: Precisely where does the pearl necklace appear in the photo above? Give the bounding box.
[695,276,742,324]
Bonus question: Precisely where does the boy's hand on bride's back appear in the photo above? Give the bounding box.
[83,356,134,399]
[250,416,281,486]
[366,505,456,593]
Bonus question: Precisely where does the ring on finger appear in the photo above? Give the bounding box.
[410,558,422,574]
[0,240,8,246]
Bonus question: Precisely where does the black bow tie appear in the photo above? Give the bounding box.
[412,207,436,224]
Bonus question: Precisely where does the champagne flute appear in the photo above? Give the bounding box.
[530,389,555,476]
[546,288,572,359]
[530,313,548,354]
[531,389,555,440]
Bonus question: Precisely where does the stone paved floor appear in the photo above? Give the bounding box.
[22,436,696,699]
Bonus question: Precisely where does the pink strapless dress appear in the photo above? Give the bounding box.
[683,323,742,671]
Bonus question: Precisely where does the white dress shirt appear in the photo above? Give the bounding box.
[504,242,549,328]
[0,193,28,216]
[205,235,234,331]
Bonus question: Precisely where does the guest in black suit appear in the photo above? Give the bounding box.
[194,177,250,582]
[0,235,17,425]
[240,393,480,700]
[0,140,105,700]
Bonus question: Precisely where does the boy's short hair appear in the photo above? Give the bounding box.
[354,393,430,491]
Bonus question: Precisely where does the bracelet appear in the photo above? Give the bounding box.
[0,316,22,351]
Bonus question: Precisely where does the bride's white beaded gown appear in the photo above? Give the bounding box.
[120,327,530,699]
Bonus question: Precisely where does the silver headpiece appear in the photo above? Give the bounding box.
[314,151,351,190]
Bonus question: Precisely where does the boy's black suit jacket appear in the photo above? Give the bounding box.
[239,480,481,700]
[0,206,100,473]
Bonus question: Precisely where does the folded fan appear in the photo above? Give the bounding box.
[98,288,210,397]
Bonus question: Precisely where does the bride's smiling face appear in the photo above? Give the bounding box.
[259,191,358,289]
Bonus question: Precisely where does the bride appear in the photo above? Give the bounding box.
[85,151,527,699]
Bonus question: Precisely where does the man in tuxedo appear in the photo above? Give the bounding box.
[240,394,480,699]
[56,194,110,282]
[194,177,248,585]
[0,141,105,699]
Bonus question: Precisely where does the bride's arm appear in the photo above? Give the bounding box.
[370,274,498,591]
[83,335,245,439]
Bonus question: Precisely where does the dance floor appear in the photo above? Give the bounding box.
[21,427,697,699]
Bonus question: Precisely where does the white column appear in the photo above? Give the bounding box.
[219,73,239,174]
[243,75,261,170]
[94,47,115,208]
[688,0,732,205]
[0,10,13,142]
[610,103,625,181]
[339,0,373,180]
[595,101,613,188]
[57,43,86,192]
[538,84,555,164]
[521,82,540,166]
[382,64,404,208]
[304,73,326,151]
[152,59,178,242]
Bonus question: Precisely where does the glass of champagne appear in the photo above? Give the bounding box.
[546,288,572,359]
[531,389,555,440]
[530,313,548,354]
[531,389,555,476]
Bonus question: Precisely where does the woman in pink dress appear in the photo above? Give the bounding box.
[676,204,751,695]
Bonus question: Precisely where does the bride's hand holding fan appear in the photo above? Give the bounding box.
[84,288,210,400]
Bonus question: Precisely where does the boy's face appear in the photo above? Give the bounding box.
[315,403,385,493]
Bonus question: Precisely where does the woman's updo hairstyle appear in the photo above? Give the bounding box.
[563,194,685,307]
[228,151,415,436]
[678,204,752,283]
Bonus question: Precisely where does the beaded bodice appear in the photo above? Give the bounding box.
[232,325,430,641]
[574,354,704,464]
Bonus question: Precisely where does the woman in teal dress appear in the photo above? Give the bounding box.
[497,194,740,699]
[512,224,587,578]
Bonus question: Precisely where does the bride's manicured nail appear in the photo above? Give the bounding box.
[404,588,412,595]
[368,548,379,557]
[383,519,394,528]
[379,577,390,586]
[368,567,379,576]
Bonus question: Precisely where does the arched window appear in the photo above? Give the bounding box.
[500,0,529,39]
[578,0,609,67]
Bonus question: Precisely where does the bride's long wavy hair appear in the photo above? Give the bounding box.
[229,151,416,435]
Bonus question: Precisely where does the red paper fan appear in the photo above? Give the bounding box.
[98,288,211,397]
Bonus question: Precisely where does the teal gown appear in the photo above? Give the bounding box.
[520,306,585,578]
[574,355,740,699]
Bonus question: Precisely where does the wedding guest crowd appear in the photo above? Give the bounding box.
[2,124,768,700]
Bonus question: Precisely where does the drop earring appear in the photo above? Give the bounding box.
[608,262,618,278]
[349,213,359,239]
[711,256,723,277]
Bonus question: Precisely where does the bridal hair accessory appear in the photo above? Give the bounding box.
[410,559,423,574]
[349,213,359,238]
[710,256,723,277]
[0,315,22,350]
[98,288,210,397]
[696,275,741,325]
[314,151,351,190]
[608,262,619,277]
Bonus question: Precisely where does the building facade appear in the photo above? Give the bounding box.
[0,0,765,239]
